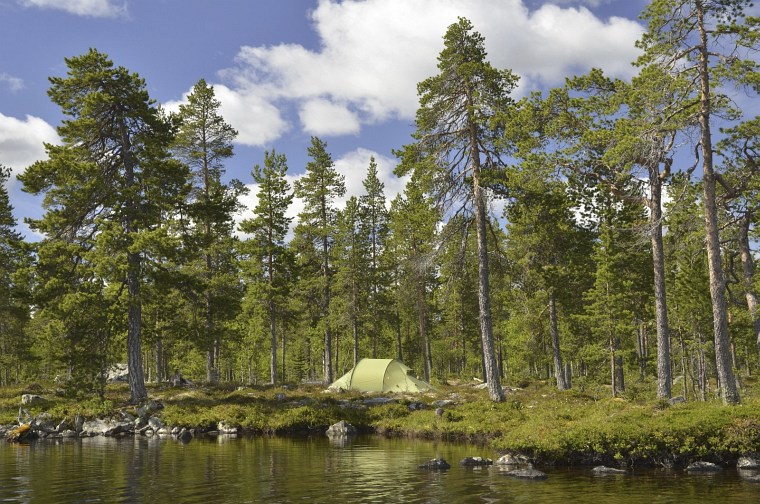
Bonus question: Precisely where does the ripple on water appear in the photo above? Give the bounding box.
[1,437,759,503]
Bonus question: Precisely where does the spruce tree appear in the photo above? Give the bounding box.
[293,137,345,383]
[240,149,293,384]
[359,157,389,358]
[0,165,32,385]
[174,78,244,384]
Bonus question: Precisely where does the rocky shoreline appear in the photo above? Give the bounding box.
[4,389,760,481]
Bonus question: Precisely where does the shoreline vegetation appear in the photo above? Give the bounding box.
[3,378,760,469]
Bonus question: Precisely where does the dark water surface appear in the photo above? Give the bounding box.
[1,435,758,503]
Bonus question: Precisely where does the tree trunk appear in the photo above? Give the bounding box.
[395,304,403,362]
[415,279,431,382]
[615,353,625,393]
[610,338,617,398]
[205,289,217,384]
[696,0,739,404]
[738,214,760,351]
[270,299,277,385]
[471,155,504,402]
[548,291,568,390]
[155,333,163,384]
[323,235,333,384]
[121,121,147,404]
[649,170,671,398]
[281,324,286,383]
[353,278,359,367]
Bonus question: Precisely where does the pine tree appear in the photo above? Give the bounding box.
[19,49,187,403]
[411,17,518,401]
[637,0,759,404]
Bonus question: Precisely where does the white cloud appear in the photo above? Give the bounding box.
[0,73,24,92]
[18,0,127,18]
[0,113,59,175]
[300,99,360,136]
[235,148,406,238]
[540,0,612,7]
[219,0,643,144]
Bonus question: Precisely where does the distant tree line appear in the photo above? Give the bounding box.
[0,0,757,405]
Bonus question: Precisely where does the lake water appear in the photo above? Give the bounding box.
[1,435,757,503]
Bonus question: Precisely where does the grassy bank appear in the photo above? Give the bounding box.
[3,378,760,467]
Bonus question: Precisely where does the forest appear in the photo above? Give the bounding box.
[0,0,758,407]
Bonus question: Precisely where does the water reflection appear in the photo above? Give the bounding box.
[1,436,758,503]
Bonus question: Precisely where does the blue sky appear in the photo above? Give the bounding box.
[0,0,652,239]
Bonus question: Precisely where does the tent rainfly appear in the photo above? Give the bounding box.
[328,358,434,393]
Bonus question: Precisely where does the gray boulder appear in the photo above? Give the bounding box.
[32,413,56,434]
[686,461,722,472]
[80,418,133,437]
[668,396,686,405]
[106,363,129,382]
[177,427,193,443]
[136,399,163,420]
[495,453,531,466]
[217,421,238,435]
[737,456,760,469]
[74,413,85,433]
[460,456,493,467]
[592,466,626,475]
[149,417,164,430]
[419,458,451,470]
[502,468,548,480]
[326,420,357,437]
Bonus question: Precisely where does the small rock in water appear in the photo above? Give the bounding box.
[217,421,237,435]
[592,466,626,475]
[326,420,357,437]
[495,454,531,466]
[502,468,548,480]
[737,456,760,469]
[419,458,451,470]
[460,456,493,467]
[686,461,722,472]
[177,428,192,443]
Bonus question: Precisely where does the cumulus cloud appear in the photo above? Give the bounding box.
[0,113,59,175]
[235,148,406,237]
[0,73,24,92]
[18,0,127,18]
[218,0,643,144]
[300,99,360,136]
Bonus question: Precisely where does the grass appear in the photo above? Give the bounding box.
[3,377,760,467]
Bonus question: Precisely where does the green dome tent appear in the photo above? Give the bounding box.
[328,358,434,393]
